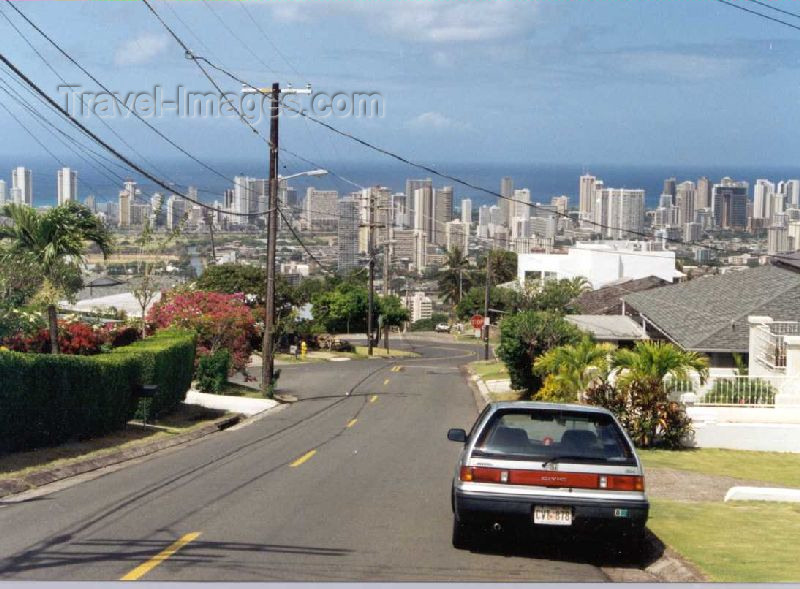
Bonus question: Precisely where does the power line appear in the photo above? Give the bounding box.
[714,0,800,32]
[744,0,800,20]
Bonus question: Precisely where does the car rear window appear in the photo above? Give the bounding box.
[472,408,636,466]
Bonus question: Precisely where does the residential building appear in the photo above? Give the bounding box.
[596,188,645,238]
[768,226,792,255]
[753,179,774,220]
[517,241,678,289]
[118,189,131,228]
[566,315,648,346]
[57,167,77,205]
[572,275,668,315]
[696,177,712,211]
[551,195,569,216]
[166,194,184,230]
[684,221,702,243]
[623,264,800,368]
[304,187,338,231]
[579,174,596,217]
[84,194,96,213]
[433,186,453,247]
[0,179,6,205]
[404,291,433,323]
[662,177,677,204]
[675,181,695,226]
[500,176,513,227]
[445,219,469,252]
[11,167,32,206]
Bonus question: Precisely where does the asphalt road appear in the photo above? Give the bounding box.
[0,334,622,581]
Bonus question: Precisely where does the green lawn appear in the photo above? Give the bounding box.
[649,499,800,582]
[640,448,800,488]
[469,359,509,382]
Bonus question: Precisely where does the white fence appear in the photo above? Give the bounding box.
[667,375,791,407]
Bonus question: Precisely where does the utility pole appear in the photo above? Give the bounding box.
[242,82,312,396]
[383,205,392,353]
[367,188,376,356]
[483,249,492,361]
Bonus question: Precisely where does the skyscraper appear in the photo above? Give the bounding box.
[512,188,531,220]
[412,183,434,241]
[166,194,185,230]
[460,198,472,225]
[579,174,596,217]
[118,189,131,228]
[11,167,32,206]
[57,167,77,205]
[676,181,696,225]
[753,179,774,220]
[0,179,6,205]
[596,188,645,238]
[712,178,748,230]
[663,177,677,204]
[500,176,513,227]
[551,195,568,216]
[695,177,712,211]
[337,196,360,273]
[84,194,96,212]
[433,186,453,246]
[304,187,338,230]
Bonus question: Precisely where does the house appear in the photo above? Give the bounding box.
[622,264,800,369]
[572,275,668,315]
[517,241,680,290]
[566,315,648,347]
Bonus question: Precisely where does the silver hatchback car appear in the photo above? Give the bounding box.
[448,402,648,552]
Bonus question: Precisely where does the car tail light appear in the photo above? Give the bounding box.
[605,475,645,491]
[460,466,644,491]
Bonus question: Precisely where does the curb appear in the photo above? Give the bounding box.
[724,485,800,503]
[0,413,242,500]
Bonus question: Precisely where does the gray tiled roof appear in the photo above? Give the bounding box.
[623,265,800,352]
[573,275,667,315]
[566,315,648,341]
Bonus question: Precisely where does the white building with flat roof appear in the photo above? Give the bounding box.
[404,291,433,323]
[517,241,679,289]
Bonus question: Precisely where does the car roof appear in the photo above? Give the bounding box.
[488,401,615,417]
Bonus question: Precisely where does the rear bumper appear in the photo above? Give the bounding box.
[455,490,648,532]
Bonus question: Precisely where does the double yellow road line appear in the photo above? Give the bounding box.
[120,532,201,581]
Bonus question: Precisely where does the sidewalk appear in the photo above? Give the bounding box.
[185,390,278,417]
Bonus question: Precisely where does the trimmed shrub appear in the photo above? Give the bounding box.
[196,349,231,394]
[0,329,195,452]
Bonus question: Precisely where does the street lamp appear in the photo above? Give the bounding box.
[279,169,328,182]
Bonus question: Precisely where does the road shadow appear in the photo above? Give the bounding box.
[0,538,354,576]
[459,526,663,569]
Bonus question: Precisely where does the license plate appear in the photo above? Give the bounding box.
[533,506,572,526]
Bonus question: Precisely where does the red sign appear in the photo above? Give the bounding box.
[471,314,484,330]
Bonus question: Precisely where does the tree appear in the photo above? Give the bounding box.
[478,250,517,284]
[519,277,590,314]
[534,337,616,402]
[496,311,583,394]
[196,263,265,303]
[0,202,112,354]
[607,341,709,448]
[311,282,370,334]
[378,294,410,328]
[455,285,519,321]
[437,246,471,305]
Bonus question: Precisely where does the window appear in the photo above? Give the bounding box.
[472,408,635,465]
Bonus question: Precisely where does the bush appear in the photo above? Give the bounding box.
[408,313,449,332]
[1,321,141,355]
[496,311,582,393]
[703,378,777,405]
[0,329,195,452]
[196,349,231,394]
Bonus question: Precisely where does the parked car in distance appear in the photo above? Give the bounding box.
[435,323,451,333]
[447,402,648,556]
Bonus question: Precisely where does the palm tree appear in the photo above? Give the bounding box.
[438,246,470,304]
[0,202,112,354]
[612,340,709,389]
[534,337,616,400]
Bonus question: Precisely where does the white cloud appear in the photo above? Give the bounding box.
[614,50,758,81]
[270,4,309,23]
[408,111,470,131]
[114,33,169,67]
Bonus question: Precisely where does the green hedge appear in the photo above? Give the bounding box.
[0,329,196,452]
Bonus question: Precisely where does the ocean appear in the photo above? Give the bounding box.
[3,156,800,211]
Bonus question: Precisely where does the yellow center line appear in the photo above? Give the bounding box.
[383,379,390,386]
[120,532,201,581]
[346,418,358,428]
[369,395,378,403]
[289,449,317,467]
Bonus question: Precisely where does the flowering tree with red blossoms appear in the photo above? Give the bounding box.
[146,290,257,372]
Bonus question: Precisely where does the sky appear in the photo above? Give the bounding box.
[2,0,800,174]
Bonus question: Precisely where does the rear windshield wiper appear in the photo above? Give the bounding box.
[541,455,607,468]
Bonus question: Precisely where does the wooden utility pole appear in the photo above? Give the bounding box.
[262,82,280,396]
[483,250,492,361]
[367,188,376,356]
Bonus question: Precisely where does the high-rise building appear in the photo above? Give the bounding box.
[0,179,6,205]
[684,222,702,243]
[56,167,77,205]
[304,187,338,230]
[404,291,433,323]
[84,194,96,212]
[753,179,775,220]
[768,226,792,255]
[696,177,712,211]
[11,167,32,206]
[411,183,434,241]
[663,177,677,204]
[166,194,185,230]
[118,189,131,227]
[676,181,696,226]
[512,188,531,221]
[500,176,513,227]
[432,186,453,246]
[338,196,359,273]
[596,187,645,238]
[786,179,800,208]
[579,174,596,216]
[460,198,472,225]
[232,176,253,218]
[551,195,568,216]
[712,178,748,230]
[445,219,469,252]
[149,193,165,228]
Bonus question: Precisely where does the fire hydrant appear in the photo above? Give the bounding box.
[300,340,307,359]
